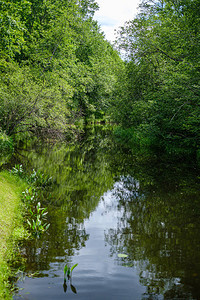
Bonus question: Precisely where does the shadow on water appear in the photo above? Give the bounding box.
[8,125,200,299]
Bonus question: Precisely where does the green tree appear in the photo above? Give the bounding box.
[0,0,123,139]
[0,0,30,59]
[114,0,200,156]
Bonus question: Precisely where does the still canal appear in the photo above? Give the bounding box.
[10,126,200,299]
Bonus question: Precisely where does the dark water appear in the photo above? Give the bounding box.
[11,126,200,300]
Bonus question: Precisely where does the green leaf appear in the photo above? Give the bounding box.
[45,223,50,230]
[118,254,128,258]
[71,263,78,273]
[64,264,69,275]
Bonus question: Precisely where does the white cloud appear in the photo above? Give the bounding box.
[94,0,141,42]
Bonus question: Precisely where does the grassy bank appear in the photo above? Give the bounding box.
[0,171,27,299]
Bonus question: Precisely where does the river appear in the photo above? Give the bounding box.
[9,125,200,299]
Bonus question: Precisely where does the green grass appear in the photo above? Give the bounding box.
[0,171,27,299]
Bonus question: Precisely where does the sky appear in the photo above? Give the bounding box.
[94,0,141,42]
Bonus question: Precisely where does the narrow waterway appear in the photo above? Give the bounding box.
[11,126,200,299]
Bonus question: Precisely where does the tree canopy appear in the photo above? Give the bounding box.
[1,0,200,156]
[0,0,122,138]
[113,0,200,156]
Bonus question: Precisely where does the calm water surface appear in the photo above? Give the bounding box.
[11,126,200,299]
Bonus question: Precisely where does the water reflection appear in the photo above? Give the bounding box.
[105,161,200,299]
[15,126,116,277]
[16,126,115,210]
[11,126,200,299]
[63,279,77,294]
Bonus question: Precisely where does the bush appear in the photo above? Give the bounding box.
[0,131,13,154]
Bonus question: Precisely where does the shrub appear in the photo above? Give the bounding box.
[0,131,13,154]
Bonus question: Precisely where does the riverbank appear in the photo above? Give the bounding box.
[0,171,27,299]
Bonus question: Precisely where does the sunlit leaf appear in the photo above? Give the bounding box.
[71,263,78,273]
[118,254,128,258]
[64,264,69,275]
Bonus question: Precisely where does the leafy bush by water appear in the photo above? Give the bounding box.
[11,165,24,178]
[11,165,50,237]
[11,165,52,187]
[0,131,13,154]
[29,169,52,187]
[27,201,50,236]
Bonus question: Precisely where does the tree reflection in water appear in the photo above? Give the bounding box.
[11,125,200,299]
[105,163,200,299]
[16,125,116,277]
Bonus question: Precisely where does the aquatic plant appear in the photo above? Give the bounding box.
[11,165,52,188]
[23,189,50,236]
[63,263,78,294]
[22,187,37,206]
[11,165,50,237]
[27,202,50,237]
[29,169,52,187]
[11,164,24,178]
[64,263,78,280]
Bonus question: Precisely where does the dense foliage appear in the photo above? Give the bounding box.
[113,0,200,156]
[0,0,122,138]
[1,0,199,156]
